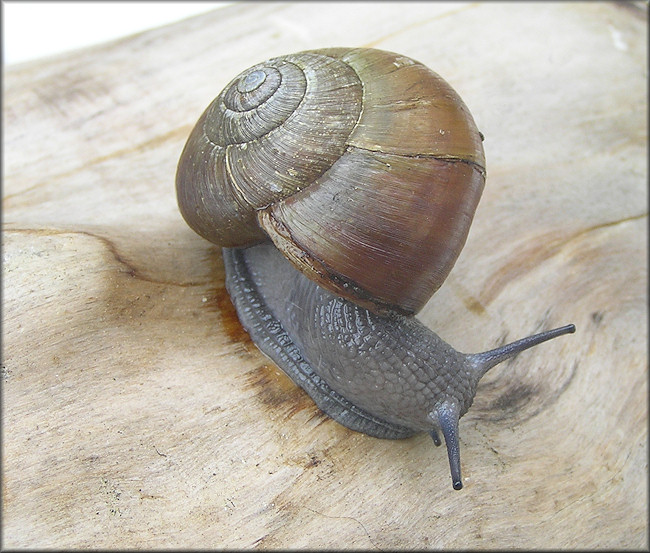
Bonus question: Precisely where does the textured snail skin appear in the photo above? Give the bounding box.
[222,243,575,490]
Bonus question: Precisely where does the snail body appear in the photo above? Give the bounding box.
[223,243,573,490]
[176,48,575,490]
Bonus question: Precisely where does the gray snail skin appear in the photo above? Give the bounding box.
[175,48,575,490]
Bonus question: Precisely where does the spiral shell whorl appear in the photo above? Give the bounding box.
[177,52,364,248]
[211,63,305,145]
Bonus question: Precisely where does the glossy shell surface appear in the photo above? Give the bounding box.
[176,47,486,315]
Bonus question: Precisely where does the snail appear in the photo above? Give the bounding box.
[175,47,575,490]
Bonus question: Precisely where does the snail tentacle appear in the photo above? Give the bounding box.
[466,324,577,378]
[433,403,463,491]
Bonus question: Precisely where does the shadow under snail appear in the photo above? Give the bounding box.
[175,47,575,490]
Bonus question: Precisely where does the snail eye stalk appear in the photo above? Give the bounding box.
[468,324,576,378]
[435,403,463,491]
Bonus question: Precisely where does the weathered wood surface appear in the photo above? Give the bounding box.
[3,2,647,549]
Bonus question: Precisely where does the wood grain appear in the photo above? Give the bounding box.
[3,2,647,549]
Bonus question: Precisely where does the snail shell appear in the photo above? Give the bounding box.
[176,47,486,316]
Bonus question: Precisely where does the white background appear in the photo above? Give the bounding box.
[2,2,231,65]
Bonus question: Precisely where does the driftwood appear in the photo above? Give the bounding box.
[3,2,647,549]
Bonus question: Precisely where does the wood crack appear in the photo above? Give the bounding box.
[303,506,383,551]
[3,226,212,288]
